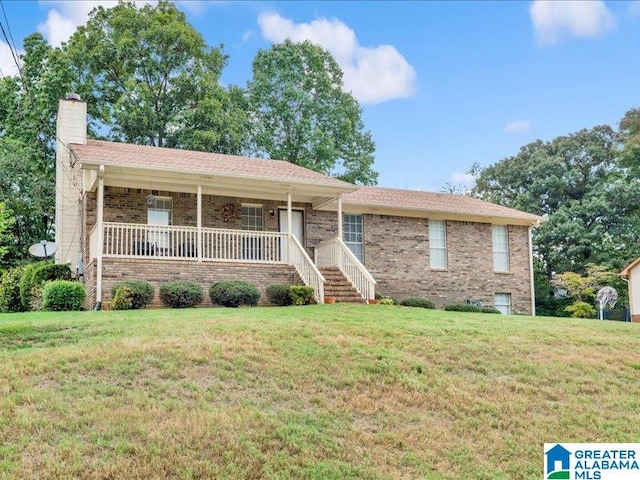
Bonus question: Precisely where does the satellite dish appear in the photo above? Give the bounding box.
[28,241,58,258]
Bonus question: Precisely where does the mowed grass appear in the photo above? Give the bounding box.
[1,305,639,479]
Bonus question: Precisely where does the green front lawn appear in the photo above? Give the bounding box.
[1,305,638,479]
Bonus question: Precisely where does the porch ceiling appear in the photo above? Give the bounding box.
[82,163,355,206]
[74,139,357,206]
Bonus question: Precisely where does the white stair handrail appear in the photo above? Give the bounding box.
[288,234,325,304]
[315,237,376,300]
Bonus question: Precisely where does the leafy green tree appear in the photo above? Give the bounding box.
[67,0,249,153]
[0,34,70,265]
[248,39,377,185]
[473,125,640,278]
[0,202,16,268]
[551,264,616,318]
[619,107,640,175]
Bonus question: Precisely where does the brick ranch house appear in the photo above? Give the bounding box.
[55,96,543,313]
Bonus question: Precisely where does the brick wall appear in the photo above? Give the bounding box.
[81,188,533,313]
[99,259,301,307]
[361,214,533,314]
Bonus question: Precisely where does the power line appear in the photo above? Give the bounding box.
[0,0,18,58]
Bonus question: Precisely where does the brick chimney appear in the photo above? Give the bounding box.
[55,94,87,271]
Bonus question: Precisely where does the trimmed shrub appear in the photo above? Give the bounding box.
[565,300,596,318]
[19,262,44,309]
[290,285,316,305]
[481,307,501,314]
[112,280,154,310]
[42,280,86,311]
[379,297,395,306]
[19,262,71,310]
[210,281,261,307]
[400,298,435,309]
[160,281,203,308]
[266,284,293,306]
[0,265,27,313]
[112,286,134,310]
[444,303,483,313]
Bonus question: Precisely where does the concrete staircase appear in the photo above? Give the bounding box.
[319,267,366,304]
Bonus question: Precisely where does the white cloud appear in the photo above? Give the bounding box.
[0,40,23,78]
[257,11,416,105]
[503,120,532,134]
[38,1,155,46]
[529,0,616,46]
[451,172,475,187]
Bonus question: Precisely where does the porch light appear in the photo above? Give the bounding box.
[146,194,157,206]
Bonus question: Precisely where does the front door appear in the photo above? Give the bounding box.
[279,209,304,260]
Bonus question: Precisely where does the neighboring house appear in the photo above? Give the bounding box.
[620,257,640,322]
[55,96,543,313]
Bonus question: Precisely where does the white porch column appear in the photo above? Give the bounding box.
[337,194,343,240]
[96,165,105,304]
[529,225,536,317]
[197,185,202,262]
[287,192,292,263]
[287,192,292,234]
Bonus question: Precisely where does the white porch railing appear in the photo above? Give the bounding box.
[288,234,325,304]
[92,222,325,303]
[315,237,376,301]
[100,222,287,263]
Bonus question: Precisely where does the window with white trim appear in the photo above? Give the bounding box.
[343,214,363,263]
[147,197,172,253]
[147,197,172,226]
[492,225,509,272]
[429,220,447,269]
[241,205,264,231]
[494,293,511,315]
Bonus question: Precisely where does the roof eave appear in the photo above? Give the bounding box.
[79,160,358,197]
[322,201,544,226]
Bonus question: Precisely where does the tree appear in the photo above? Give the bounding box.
[0,202,16,268]
[619,107,640,175]
[551,264,616,318]
[67,0,249,154]
[248,39,377,185]
[0,33,71,266]
[473,125,640,278]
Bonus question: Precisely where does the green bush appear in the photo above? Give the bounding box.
[42,280,86,311]
[159,281,203,308]
[112,286,134,310]
[210,280,261,307]
[290,285,316,305]
[565,300,596,318]
[112,280,154,309]
[265,284,293,306]
[444,303,503,314]
[19,262,44,309]
[379,297,395,305]
[0,265,27,313]
[480,307,502,314]
[19,262,71,310]
[400,298,435,309]
[444,303,483,313]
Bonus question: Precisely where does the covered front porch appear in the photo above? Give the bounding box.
[82,160,376,306]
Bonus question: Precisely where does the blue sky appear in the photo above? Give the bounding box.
[1,0,640,191]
